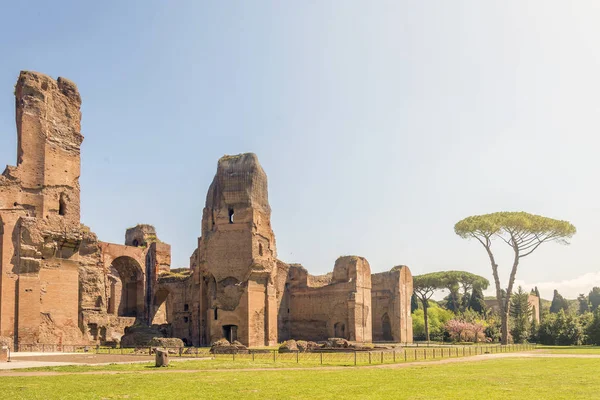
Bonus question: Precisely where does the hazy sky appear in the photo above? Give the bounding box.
[1,1,599,300]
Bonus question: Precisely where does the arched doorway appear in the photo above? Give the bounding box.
[334,322,346,338]
[107,256,143,318]
[382,313,393,341]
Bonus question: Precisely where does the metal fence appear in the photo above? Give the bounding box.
[16,343,211,357]
[213,344,536,366]
[15,343,536,366]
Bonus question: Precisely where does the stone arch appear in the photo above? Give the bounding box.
[107,256,144,318]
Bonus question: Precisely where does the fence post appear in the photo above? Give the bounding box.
[433,348,435,358]
[252,351,255,362]
[424,349,426,360]
[233,351,235,361]
[369,352,371,364]
[273,350,276,363]
[414,348,417,360]
[381,352,383,364]
[354,350,357,366]
[320,352,323,365]
[404,350,407,362]
[297,350,299,364]
[393,350,396,363]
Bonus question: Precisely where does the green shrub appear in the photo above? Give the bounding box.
[413,303,454,341]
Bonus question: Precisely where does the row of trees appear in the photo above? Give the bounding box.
[411,212,577,344]
[413,271,489,341]
[575,287,600,314]
[535,310,600,345]
[413,280,600,345]
[542,287,600,315]
[412,302,500,342]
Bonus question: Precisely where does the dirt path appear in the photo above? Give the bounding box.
[1,351,596,377]
[9,354,155,364]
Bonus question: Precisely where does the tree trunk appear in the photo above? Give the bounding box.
[501,309,509,345]
[501,245,520,345]
[482,241,508,344]
[422,299,430,342]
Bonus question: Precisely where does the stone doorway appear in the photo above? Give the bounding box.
[334,322,346,338]
[222,325,238,342]
[382,313,393,341]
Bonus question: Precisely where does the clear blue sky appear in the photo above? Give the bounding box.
[1,1,598,300]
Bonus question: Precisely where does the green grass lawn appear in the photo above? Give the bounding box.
[1,358,597,399]
[535,345,600,354]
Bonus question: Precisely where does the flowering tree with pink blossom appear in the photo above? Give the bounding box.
[445,318,487,342]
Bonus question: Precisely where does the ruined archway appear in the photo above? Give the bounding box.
[107,256,144,318]
[381,313,393,341]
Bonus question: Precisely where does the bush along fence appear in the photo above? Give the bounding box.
[16,343,536,366]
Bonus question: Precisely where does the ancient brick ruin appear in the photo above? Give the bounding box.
[0,71,412,348]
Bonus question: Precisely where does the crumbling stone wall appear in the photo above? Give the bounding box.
[371,265,413,343]
[280,257,373,342]
[155,270,195,345]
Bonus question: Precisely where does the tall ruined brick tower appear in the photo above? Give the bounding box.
[0,71,84,345]
[195,153,278,346]
[8,71,82,226]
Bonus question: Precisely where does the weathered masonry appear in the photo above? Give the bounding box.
[172,153,413,346]
[0,71,413,348]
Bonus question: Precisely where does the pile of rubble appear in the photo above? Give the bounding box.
[278,338,375,353]
[210,338,249,354]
